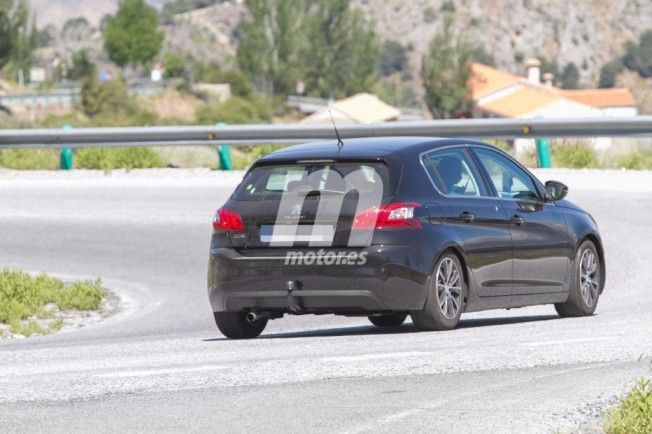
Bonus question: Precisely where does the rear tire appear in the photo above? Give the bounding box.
[411,252,466,331]
[214,312,267,339]
[555,240,602,317]
[368,313,407,327]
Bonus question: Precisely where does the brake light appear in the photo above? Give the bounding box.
[352,202,422,229]
[213,207,245,232]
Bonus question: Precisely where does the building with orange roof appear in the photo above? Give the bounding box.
[561,89,637,116]
[468,60,637,154]
[469,61,637,119]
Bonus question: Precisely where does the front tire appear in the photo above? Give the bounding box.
[214,312,267,339]
[411,252,466,331]
[555,240,602,317]
[368,313,407,327]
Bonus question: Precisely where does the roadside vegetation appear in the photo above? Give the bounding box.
[605,378,652,434]
[0,269,105,337]
[552,144,600,169]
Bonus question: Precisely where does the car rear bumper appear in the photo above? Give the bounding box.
[208,246,430,314]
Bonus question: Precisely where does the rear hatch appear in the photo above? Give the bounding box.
[224,160,396,252]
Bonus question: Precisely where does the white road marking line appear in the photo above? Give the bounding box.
[521,336,615,347]
[95,365,227,378]
[323,351,431,362]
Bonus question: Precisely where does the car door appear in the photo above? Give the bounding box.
[470,147,572,295]
[422,147,513,296]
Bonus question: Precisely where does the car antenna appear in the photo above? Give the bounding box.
[329,108,344,150]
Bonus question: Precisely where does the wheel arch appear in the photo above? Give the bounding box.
[430,244,471,299]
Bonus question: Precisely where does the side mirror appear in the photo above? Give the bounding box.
[545,180,568,201]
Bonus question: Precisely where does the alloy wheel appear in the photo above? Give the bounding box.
[579,249,599,307]
[436,257,462,320]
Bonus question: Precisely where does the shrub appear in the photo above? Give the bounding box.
[0,149,59,169]
[231,144,285,170]
[617,150,652,170]
[0,269,105,336]
[552,144,598,168]
[68,49,96,80]
[196,96,274,125]
[79,78,158,126]
[193,63,253,97]
[163,52,187,79]
[76,147,166,170]
[605,378,652,434]
[599,59,623,88]
[80,78,131,117]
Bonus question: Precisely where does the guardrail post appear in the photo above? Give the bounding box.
[216,122,233,171]
[535,138,552,168]
[60,125,74,170]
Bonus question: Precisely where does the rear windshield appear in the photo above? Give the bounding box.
[232,162,392,201]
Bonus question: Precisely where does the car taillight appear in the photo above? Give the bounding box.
[352,202,422,230]
[212,207,245,232]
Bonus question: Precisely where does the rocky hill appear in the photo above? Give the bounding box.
[27,0,652,86]
[26,0,172,28]
[354,0,652,86]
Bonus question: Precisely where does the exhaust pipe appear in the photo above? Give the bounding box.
[246,311,282,323]
[246,312,261,323]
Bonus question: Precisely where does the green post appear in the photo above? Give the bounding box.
[216,122,232,171]
[535,138,552,168]
[60,125,74,170]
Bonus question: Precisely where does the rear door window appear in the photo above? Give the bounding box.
[422,148,488,197]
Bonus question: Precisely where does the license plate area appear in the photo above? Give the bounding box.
[260,224,335,245]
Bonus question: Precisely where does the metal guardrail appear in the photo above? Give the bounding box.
[1,117,652,149]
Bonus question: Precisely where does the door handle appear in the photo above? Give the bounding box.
[459,211,475,223]
[510,215,525,226]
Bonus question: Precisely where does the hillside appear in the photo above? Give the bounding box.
[26,0,652,87]
[354,0,652,86]
[26,0,172,28]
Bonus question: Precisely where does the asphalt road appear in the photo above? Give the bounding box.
[0,168,650,433]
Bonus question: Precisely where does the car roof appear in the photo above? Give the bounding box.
[257,137,488,163]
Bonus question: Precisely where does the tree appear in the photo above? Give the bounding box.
[68,49,96,80]
[236,0,378,98]
[378,40,408,77]
[236,0,310,95]
[560,62,580,89]
[103,0,164,67]
[61,17,92,44]
[598,59,623,88]
[472,45,495,66]
[421,18,473,118]
[301,0,378,98]
[0,0,33,71]
[623,30,652,77]
[540,58,559,78]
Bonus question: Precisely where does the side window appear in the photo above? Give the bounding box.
[422,148,487,197]
[473,148,540,200]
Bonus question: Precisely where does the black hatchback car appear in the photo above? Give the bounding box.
[208,137,605,339]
